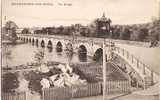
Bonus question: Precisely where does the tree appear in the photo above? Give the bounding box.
[2,72,19,92]
[24,71,42,93]
[2,44,12,68]
[111,26,120,39]
[34,50,45,65]
[80,27,89,36]
[120,27,131,40]
[138,28,148,41]
[5,21,18,31]
[21,28,30,34]
[4,21,18,43]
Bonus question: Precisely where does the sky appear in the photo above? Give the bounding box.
[2,0,159,27]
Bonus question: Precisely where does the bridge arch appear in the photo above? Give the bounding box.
[93,48,103,61]
[23,37,25,42]
[78,45,87,62]
[47,40,53,48]
[35,39,39,46]
[41,40,45,47]
[56,41,63,52]
[32,38,35,45]
[26,38,28,43]
[29,38,31,43]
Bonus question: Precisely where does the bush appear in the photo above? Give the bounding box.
[2,72,19,92]
[24,71,42,93]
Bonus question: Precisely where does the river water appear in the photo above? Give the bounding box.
[2,43,93,67]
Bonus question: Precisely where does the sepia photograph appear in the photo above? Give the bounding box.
[1,0,160,100]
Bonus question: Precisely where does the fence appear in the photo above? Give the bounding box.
[105,80,131,94]
[1,81,130,100]
[113,46,159,88]
[42,82,101,100]
[112,39,150,47]
[42,87,71,100]
[42,81,131,100]
[2,92,26,100]
[71,82,101,98]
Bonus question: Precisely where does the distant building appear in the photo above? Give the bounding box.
[95,13,112,37]
[16,28,23,34]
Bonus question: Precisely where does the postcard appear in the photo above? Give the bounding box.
[1,0,160,100]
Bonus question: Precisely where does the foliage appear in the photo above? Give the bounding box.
[2,72,19,92]
[2,45,12,67]
[24,71,42,93]
[21,28,30,34]
[28,19,160,42]
[3,21,18,43]
[34,50,45,64]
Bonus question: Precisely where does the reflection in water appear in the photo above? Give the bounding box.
[47,40,52,49]
[93,48,103,62]
[32,42,34,46]
[66,51,74,63]
[36,43,38,47]
[48,48,53,52]
[41,40,45,48]
[78,53,87,62]
[78,45,87,62]
[56,42,63,52]
[2,44,93,67]
[35,39,39,47]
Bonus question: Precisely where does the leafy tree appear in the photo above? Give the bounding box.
[120,27,131,40]
[24,71,42,93]
[21,28,30,34]
[34,50,45,64]
[2,45,12,68]
[2,72,19,92]
[4,21,18,43]
[138,28,149,41]
[111,26,120,39]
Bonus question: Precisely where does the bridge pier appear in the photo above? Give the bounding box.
[151,71,154,85]
[137,60,139,68]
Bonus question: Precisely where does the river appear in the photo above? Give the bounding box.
[2,43,93,67]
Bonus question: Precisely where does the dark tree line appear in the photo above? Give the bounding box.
[21,19,160,42]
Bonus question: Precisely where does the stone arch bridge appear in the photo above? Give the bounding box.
[18,34,113,61]
[17,34,159,89]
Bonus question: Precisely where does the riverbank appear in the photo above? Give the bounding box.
[2,40,24,45]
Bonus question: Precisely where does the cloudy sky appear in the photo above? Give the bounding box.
[2,0,159,27]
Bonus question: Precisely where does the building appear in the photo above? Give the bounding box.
[95,13,112,37]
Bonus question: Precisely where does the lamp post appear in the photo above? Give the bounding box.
[102,38,107,100]
[102,14,112,100]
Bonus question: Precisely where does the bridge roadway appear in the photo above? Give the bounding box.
[17,34,160,88]
[116,43,160,74]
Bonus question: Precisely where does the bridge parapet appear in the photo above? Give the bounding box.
[113,46,159,89]
[17,34,114,46]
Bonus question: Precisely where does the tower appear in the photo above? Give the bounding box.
[96,12,111,37]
